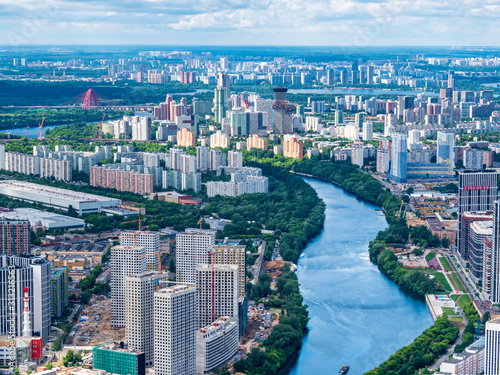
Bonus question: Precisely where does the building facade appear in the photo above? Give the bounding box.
[111,246,146,328]
[154,285,197,375]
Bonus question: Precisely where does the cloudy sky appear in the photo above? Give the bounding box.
[0,0,499,46]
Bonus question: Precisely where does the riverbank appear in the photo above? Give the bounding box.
[287,159,458,375]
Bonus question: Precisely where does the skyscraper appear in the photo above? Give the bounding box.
[111,245,146,328]
[489,201,500,303]
[175,230,215,284]
[458,170,498,265]
[437,132,455,166]
[9,255,51,338]
[0,256,34,337]
[154,285,196,375]
[485,318,500,374]
[389,134,407,183]
[195,264,239,329]
[126,271,167,367]
[214,89,227,124]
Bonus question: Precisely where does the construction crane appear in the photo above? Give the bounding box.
[96,112,107,139]
[119,216,144,246]
[197,217,203,233]
[38,110,46,141]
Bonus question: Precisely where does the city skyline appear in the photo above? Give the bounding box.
[1,0,500,46]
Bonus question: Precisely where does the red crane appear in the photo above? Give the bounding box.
[38,111,46,141]
[96,112,107,139]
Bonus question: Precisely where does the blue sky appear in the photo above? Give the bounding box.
[0,0,498,46]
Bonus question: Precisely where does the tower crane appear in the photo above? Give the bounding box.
[197,217,203,233]
[38,110,46,141]
[119,216,144,246]
[96,111,107,139]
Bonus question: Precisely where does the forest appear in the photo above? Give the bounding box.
[364,317,459,375]
[0,108,131,130]
[233,265,309,375]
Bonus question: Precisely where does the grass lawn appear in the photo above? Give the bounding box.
[439,255,454,272]
[429,270,452,292]
[442,307,456,316]
[426,252,436,262]
[455,294,473,308]
[451,294,460,302]
[451,273,468,293]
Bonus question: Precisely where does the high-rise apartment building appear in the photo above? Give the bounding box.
[227,151,243,168]
[0,257,34,337]
[389,134,407,183]
[126,271,167,367]
[175,230,215,284]
[196,317,239,375]
[485,318,500,374]
[50,266,68,319]
[489,201,500,303]
[458,170,498,265]
[195,264,239,329]
[246,135,268,150]
[9,255,51,338]
[196,146,210,171]
[210,131,230,148]
[283,138,303,159]
[0,220,30,256]
[154,285,196,375]
[437,132,455,166]
[120,232,160,272]
[211,245,246,297]
[177,128,196,147]
[111,246,146,328]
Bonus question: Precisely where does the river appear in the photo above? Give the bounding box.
[288,88,439,96]
[289,177,433,375]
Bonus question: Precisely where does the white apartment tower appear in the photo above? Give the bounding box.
[176,230,215,284]
[196,146,210,171]
[126,271,167,367]
[485,318,500,375]
[227,151,243,168]
[195,264,239,329]
[154,285,197,375]
[120,231,161,272]
[111,245,146,328]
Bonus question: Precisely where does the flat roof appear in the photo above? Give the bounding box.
[0,208,85,229]
[0,180,120,204]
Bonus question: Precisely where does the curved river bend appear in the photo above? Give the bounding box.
[289,177,433,375]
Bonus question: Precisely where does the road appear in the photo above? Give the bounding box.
[250,241,266,285]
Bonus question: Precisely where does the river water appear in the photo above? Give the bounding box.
[288,88,439,96]
[289,177,433,375]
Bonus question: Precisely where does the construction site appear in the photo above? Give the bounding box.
[66,295,124,347]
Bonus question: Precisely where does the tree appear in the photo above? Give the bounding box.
[169,259,175,273]
[67,205,78,217]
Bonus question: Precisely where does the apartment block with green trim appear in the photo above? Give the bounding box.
[93,341,145,375]
[51,266,68,318]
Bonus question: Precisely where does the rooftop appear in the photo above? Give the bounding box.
[0,180,120,203]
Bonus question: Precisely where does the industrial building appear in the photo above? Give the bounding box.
[0,208,84,231]
[0,181,121,215]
